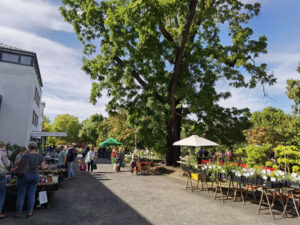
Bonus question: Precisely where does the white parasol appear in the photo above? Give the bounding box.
[173,135,218,147]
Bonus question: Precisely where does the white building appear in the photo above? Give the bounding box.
[0,43,44,147]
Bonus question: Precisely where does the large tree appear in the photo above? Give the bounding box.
[79,113,105,144]
[60,0,275,165]
[286,79,300,116]
[51,114,81,144]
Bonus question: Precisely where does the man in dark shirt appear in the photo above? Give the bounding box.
[66,146,75,179]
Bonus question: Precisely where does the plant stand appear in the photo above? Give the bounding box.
[226,180,235,200]
[282,189,300,219]
[185,172,194,191]
[245,184,258,202]
[257,187,275,220]
[233,182,245,205]
[214,178,226,203]
[199,174,209,192]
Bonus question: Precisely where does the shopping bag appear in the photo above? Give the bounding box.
[85,156,91,164]
[39,191,48,204]
[93,164,97,170]
[80,163,87,171]
[121,162,125,168]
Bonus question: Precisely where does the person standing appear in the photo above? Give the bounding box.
[57,146,66,169]
[85,147,96,173]
[15,142,45,218]
[66,146,76,179]
[0,141,10,219]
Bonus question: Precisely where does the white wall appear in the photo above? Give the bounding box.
[0,61,42,147]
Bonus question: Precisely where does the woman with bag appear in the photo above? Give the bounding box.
[85,147,96,173]
[0,141,10,219]
[15,142,45,219]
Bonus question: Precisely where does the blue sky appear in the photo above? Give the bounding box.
[0,0,299,122]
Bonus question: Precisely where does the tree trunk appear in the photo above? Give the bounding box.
[166,109,182,166]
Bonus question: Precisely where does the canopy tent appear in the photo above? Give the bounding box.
[173,135,218,147]
[99,137,122,146]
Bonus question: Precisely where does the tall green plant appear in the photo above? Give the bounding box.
[274,145,300,172]
[238,144,272,167]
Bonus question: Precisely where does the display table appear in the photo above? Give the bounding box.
[4,182,59,211]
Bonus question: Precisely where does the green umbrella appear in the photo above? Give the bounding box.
[99,137,122,146]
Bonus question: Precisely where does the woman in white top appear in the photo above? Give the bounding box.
[85,147,96,173]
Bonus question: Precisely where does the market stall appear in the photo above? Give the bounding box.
[176,139,300,220]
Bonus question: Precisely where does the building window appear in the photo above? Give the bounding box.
[2,52,19,63]
[32,110,35,125]
[32,110,38,127]
[34,88,37,101]
[20,55,33,65]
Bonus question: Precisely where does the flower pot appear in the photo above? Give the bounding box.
[290,182,300,189]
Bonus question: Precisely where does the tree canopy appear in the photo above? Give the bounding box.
[60,0,275,165]
[286,79,300,116]
[79,114,105,145]
[51,114,81,144]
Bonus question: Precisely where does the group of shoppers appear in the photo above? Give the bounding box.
[0,141,79,219]
[55,145,77,179]
[0,141,45,219]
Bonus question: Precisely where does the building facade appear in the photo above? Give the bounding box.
[0,43,44,147]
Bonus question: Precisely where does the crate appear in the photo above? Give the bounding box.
[191,173,200,181]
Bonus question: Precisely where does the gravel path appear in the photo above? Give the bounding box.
[3,158,299,225]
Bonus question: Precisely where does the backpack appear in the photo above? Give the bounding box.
[0,151,8,176]
[15,155,30,177]
[67,148,75,162]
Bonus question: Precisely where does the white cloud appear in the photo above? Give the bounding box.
[43,95,106,122]
[217,47,300,114]
[0,0,72,32]
[260,51,300,95]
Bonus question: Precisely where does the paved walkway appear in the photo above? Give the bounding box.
[4,158,300,225]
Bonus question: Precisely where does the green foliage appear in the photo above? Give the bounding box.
[79,114,105,145]
[42,116,52,132]
[286,79,300,115]
[238,144,272,167]
[245,106,299,146]
[51,114,80,145]
[103,111,135,148]
[274,145,300,172]
[60,0,275,164]
[251,107,288,128]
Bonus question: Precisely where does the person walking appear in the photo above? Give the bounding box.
[82,146,89,160]
[130,149,139,175]
[15,142,45,218]
[57,146,66,169]
[85,147,96,173]
[116,148,124,172]
[0,141,10,219]
[66,146,76,179]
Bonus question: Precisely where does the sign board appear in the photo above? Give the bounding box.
[31,131,67,137]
